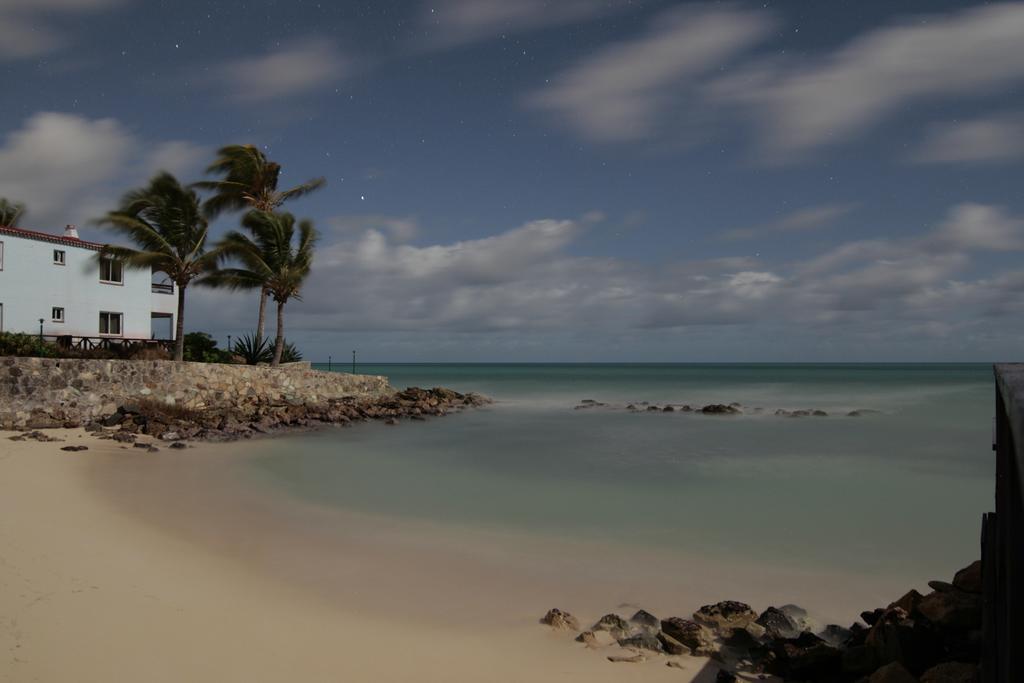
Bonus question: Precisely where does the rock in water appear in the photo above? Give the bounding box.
[574,631,598,648]
[540,608,580,631]
[661,617,715,655]
[656,632,691,655]
[693,601,757,635]
[818,624,853,648]
[617,633,663,653]
[756,606,801,640]
[778,604,812,631]
[630,609,660,631]
[592,613,631,635]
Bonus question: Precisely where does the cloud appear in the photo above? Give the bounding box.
[217,39,349,102]
[329,215,419,243]
[418,0,628,49]
[185,202,1024,344]
[912,112,1024,164]
[710,3,1024,158]
[526,5,773,142]
[0,0,122,60]
[0,111,206,229]
[722,203,856,241]
[932,203,1024,251]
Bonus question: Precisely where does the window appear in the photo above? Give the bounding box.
[52,307,65,323]
[99,258,123,284]
[99,311,122,336]
[53,249,65,265]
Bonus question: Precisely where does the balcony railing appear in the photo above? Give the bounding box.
[152,282,174,294]
[983,365,1024,682]
[42,335,174,352]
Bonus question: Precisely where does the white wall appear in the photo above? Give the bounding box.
[0,234,176,339]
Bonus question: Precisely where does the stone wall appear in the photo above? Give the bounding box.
[0,356,392,430]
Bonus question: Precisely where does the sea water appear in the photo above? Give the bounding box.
[244,364,994,590]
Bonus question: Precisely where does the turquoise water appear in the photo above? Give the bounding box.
[249,364,995,584]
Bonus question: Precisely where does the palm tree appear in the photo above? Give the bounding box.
[194,145,325,343]
[95,172,221,361]
[0,198,25,227]
[207,211,318,366]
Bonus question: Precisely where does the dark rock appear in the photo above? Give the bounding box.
[916,589,981,630]
[112,431,135,443]
[694,601,757,634]
[646,405,660,412]
[890,589,925,615]
[865,613,943,675]
[812,410,828,416]
[592,613,630,634]
[617,633,663,653]
[661,617,715,655]
[662,405,675,412]
[779,604,812,631]
[147,446,159,452]
[702,404,740,415]
[574,631,597,647]
[656,631,691,655]
[927,580,956,593]
[169,442,187,450]
[920,661,979,683]
[715,670,738,683]
[952,561,982,594]
[630,609,660,630]
[756,606,802,640]
[869,661,918,683]
[819,624,853,648]
[101,413,124,427]
[59,445,88,452]
[540,608,579,631]
[84,422,103,432]
[767,637,842,681]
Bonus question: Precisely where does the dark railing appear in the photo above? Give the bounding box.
[984,365,1024,682]
[42,335,174,352]
[152,282,174,294]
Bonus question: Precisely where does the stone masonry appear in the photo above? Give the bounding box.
[0,357,392,430]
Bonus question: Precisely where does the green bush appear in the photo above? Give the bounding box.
[182,332,233,363]
[0,332,58,358]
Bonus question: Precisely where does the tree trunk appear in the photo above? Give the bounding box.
[271,299,285,366]
[174,284,186,362]
[256,287,268,343]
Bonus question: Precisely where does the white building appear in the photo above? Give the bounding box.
[0,224,178,341]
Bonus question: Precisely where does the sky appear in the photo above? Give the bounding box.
[1,0,1024,361]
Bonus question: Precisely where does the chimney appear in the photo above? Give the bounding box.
[64,224,79,239]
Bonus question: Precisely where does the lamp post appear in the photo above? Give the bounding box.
[352,350,356,375]
[328,355,332,372]
[227,334,232,351]
[38,318,44,341]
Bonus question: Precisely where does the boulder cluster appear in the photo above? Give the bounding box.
[575,399,877,418]
[540,560,982,682]
[79,386,491,442]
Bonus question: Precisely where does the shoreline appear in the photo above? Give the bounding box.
[2,426,982,681]
[1,429,719,682]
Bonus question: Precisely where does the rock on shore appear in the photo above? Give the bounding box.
[64,386,491,443]
[540,560,983,682]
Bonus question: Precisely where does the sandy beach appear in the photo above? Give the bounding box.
[0,429,730,683]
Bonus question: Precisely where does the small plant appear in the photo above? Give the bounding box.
[280,340,303,363]
[0,332,58,358]
[232,333,273,365]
